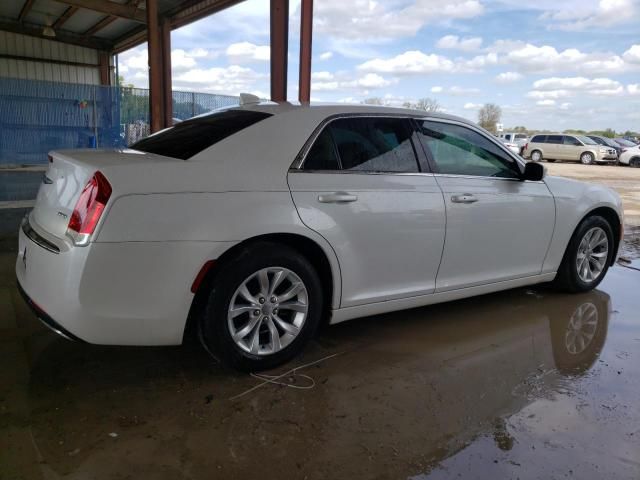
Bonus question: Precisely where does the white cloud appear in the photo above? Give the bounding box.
[173,65,264,94]
[319,51,334,61]
[357,49,499,75]
[171,49,198,70]
[541,0,637,31]
[537,99,556,106]
[357,51,456,75]
[311,0,484,41]
[500,43,628,75]
[311,73,395,92]
[436,35,483,51]
[463,102,482,110]
[628,84,640,95]
[623,44,640,64]
[532,77,625,96]
[559,102,572,110]
[432,85,480,96]
[226,42,270,63]
[495,71,523,83]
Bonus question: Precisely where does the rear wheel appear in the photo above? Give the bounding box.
[553,216,613,293]
[630,157,640,168]
[580,152,594,165]
[200,242,323,371]
[530,150,542,162]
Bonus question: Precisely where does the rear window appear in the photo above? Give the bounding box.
[130,110,272,160]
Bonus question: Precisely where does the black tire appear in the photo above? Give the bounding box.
[630,157,640,168]
[553,215,614,293]
[200,242,323,372]
[546,159,556,163]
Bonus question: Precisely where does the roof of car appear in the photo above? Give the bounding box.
[236,100,477,127]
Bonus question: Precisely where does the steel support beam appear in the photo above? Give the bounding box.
[270,0,288,102]
[147,0,164,133]
[0,17,113,50]
[161,19,173,127]
[18,0,35,21]
[298,0,312,103]
[98,51,111,85]
[52,0,146,23]
[52,6,78,29]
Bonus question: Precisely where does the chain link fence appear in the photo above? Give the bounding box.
[0,77,239,168]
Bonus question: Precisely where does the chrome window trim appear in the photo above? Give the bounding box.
[22,216,60,254]
[290,113,422,172]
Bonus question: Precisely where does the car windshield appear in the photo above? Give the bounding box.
[514,134,527,140]
[615,138,636,147]
[602,138,619,147]
[576,135,597,145]
[131,109,272,160]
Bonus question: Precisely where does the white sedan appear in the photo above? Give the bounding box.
[16,102,623,371]
[618,144,640,167]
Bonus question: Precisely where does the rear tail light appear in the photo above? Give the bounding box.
[66,171,112,246]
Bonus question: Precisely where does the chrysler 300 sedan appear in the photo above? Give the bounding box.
[17,101,623,370]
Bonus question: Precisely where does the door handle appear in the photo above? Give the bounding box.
[318,192,358,204]
[451,194,478,204]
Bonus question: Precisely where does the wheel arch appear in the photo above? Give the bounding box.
[183,233,339,342]
[579,206,622,266]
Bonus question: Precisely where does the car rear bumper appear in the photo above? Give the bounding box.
[16,212,236,346]
[16,280,85,342]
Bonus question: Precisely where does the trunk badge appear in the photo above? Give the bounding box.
[57,212,68,219]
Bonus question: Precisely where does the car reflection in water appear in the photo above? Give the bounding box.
[22,289,609,478]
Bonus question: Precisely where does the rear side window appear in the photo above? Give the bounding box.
[131,110,272,160]
[303,117,419,173]
[531,135,546,143]
[547,135,563,144]
[563,136,581,146]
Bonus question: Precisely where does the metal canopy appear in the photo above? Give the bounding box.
[0,0,246,53]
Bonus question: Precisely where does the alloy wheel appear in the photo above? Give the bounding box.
[581,153,594,165]
[565,302,598,355]
[575,227,608,283]
[227,267,308,355]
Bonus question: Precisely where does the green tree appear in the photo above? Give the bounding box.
[478,103,502,133]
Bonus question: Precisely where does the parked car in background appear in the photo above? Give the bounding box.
[524,134,618,164]
[16,103,623,371]
[618,143,640,167]
[587,135,622,159]
[499,138,521,155]
[498,132,529,154]
[613,138,637,149]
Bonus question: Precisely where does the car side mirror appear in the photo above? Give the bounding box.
[523,161,546,181]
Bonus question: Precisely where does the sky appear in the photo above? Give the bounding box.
[117,0,640,131]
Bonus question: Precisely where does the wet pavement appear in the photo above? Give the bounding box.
[1,240,639,479]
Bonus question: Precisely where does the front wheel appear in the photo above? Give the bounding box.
[553,216,614,293]
[580,152,594,165]
[200,242,323,371]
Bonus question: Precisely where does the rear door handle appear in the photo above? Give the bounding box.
[451,194,478,204]
[318,192,358,204]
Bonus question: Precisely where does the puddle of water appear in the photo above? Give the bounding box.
[1,247,639,479]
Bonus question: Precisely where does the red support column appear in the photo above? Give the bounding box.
[270,0,289,102]
[98,51,111,85]
[147,0,164,133]
[298,0,312,103]
[161,18,173,127]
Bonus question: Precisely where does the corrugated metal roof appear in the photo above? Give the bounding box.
[0,0,245,53]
